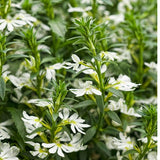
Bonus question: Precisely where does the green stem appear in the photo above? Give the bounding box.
[138,41,144,84]
[89,38,105,135]
[137,137,151,160]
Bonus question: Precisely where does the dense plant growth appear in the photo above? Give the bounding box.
[0,0,157,160]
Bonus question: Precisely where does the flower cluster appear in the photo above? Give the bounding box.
[0,0,157,159]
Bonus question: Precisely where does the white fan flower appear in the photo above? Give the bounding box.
[42,142,69,157]
[9,73,32,89]
[135,96,157,105]
[59,108,90,134]
[0,119,13,140]
[147,151,157,160]
[0,18,26,32]
[107,14,125,25]
[120,105,141,117]
[28,99,52,107]
[138,136,157,143]
[26,141,48,158]
[108,74,140,91]
[0,142,20,160]
[14,11,37,26]
[116,151,123,160]
[64,54,84,71]
[66,133,87,152]
[112,132,134,151]
[22,111,42,139]
[2,64,10,82]
[108,100,120,111]
[70,80,101,97]
[144,62,157,70]
[101,135,115,150]
[46,63,64,81]
[68,4,92,17]
[100,51,119,61]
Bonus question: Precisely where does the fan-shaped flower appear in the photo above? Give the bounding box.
[59,108,90,134]
[22,111,42,138]
[26,141,48,158]
[70,80,101,97]
[0,120,13,140]
[108,74,140,91]
[0,142,20,160]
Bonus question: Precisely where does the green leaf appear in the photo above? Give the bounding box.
[79,151,87,160]
[83,126,96,144]
[96,95,104,113]
[0,77,6,100]
[132,128,146,134]
[74,100,95,109]
[7,108,26,141]
[96,141,110,156]
[123,149,138,156]
[29,126,46,135]
[107,111,122,124]
[107,88,124,98]
[7,54,29,60]
[49,19,66,39]
[41,57,55,64]
[12,130,25,151]
[102,0,113,6]
[103,126,119,136]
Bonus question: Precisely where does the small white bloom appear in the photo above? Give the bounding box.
[112,132,134,151]
[108,74,140,91]
[101,135,115,149]
[107,14,125,24]
[26,141,48,158]
[100,51,119,61]
[116,151,123,160]
[68,133,87,151]
[42,142,68,157]
[68,4,92,17]
[114,48,132,64]
[70,80,101,97]
[46,63,64,81]
[118,0,133,14]
[0,120,13,140]
[9,73,32,89]
[22,111,42,138]
[2,64,10,82]
[0,142,20,160]
[65,54,84,71]
[144,62,157,70]
[138,136,157,143]
[59,108,90,134]
[0,18,26,32]
[108,100,120,111]
[28,99,52,107]
[120,105,141,117]
[14,11,37,26]
[135,96,157,105]
[147,151,157,160]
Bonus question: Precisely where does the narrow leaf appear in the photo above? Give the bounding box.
[7,108,26,140]
[0,77,6,100]
[49,19,66,39]
[96,141,110,156]
[107,111,122,124]
[107,88,124,98]
[83,126,96,144]
[74,100,95,109]
[96,95,104,113]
